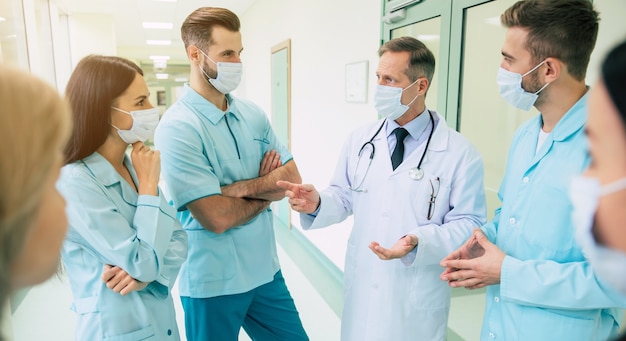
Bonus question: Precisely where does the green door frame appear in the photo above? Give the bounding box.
[381,0,453,125]
[381,0,507,130]
[447,0,494,129]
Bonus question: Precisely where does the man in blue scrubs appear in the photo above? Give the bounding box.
[440,1,626,340]
[154,7,308,341]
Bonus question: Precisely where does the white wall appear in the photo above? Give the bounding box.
[587,0,626,85]
[239,0,382,270]
[67,13,116,70]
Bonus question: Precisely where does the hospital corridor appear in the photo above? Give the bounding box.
[9,218,486,340]
[2,0,626,340]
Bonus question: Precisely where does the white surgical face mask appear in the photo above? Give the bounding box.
[496,60,550,111]
[374,79,419,121]
[111,107,160,144]
[198,49,242,94]
[570,175,626,294]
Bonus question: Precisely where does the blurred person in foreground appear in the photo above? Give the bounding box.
[0,66,71,340]
[570,39,626,341]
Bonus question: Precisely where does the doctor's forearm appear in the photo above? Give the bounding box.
[222,160,302,201]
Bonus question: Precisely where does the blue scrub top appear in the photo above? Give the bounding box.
[480,93,626,341]
[58,152,187,340]
[154,85,292,298]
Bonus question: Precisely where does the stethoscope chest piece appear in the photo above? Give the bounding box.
[409,167,424,180]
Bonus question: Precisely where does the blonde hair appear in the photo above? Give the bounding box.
[0,66,71,324]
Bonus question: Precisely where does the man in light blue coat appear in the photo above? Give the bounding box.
[441,1,626,340]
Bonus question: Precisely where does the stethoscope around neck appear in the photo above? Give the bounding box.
[350,110,435,192]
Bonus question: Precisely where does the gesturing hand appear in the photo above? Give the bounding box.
[369,234,418,260]
[276,180,320,214]
[101,264,148,296]
[439,229,505,290]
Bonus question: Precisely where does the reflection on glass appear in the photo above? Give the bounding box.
[391,17,441,110]
[33,0,56,86]
[458,0,536,220]
[0,0,29,68]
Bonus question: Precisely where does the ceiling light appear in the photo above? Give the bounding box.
[0,17,6,23]
[153,60,167,69]
[149,55,170,60]
[147,40,171,46]
[156,73,169,79]
[142,22,173,29]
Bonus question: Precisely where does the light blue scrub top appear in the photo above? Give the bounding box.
[58,152,188,340]
[481,93,626,341]
[154,85,292,298]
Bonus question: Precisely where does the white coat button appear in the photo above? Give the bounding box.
[489,332,495,339]
[509,217,516,224]
[523,177,529,183]
[494,297,500,303]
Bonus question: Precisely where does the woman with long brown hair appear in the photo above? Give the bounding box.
[59,55,187,340]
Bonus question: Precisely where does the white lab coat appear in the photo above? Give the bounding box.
[301,112,486,341]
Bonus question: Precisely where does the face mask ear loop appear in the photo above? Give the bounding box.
[112,107,130,115]
[402,78,420,92]
[402,78,422,107]
[601,177,626,196]
[522,60,547,78]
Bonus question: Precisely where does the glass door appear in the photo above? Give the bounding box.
[382,0,452,120]
[449,0,524,220]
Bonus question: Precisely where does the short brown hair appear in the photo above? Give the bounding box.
[181,7,241,51]
[64,55,143,164]
[378,36,436,85]
[501,0,599,81]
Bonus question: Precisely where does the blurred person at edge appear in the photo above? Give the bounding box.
[440,1,626,340]
[58,55,187,340]
[570,40,626,341]
[0,66,71,340]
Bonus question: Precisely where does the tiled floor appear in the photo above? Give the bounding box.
[10,245,341,341]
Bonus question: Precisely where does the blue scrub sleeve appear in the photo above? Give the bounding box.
[155,119,222,211]
[60,173,177,283]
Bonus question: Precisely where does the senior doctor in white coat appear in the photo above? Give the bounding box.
[278,37,486,340]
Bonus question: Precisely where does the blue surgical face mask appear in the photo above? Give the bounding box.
[111,107,160,144]
[570,175,626,294]
[496,60,550,111]
[374,79,420,121]
[198,49,242,94]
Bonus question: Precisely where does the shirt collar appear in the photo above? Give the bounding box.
[181,84,241,125]
[385,107,431,140]
[80,152,135,187]
[547,89,589,142]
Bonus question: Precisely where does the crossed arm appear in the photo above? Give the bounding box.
[189,151,302,234]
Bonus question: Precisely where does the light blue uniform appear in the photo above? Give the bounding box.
[154,85,308,341]
[58,152,187,340]
[154,85,291,298]
[481,93,626,341]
